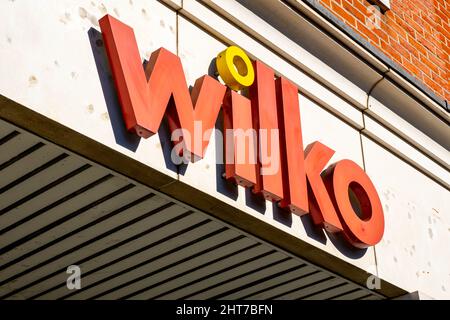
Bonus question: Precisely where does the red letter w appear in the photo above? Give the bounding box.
[99,15,226,159]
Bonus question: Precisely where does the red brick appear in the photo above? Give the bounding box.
[373,28,389,43]
[402,57,422,76]
[321,0,332,8]
[390,1,408,12]
[417,34,438,54]
[431,72,447,88]
[435,8,449,25]
[420,53,440,74]
[398,35,417,56]
[342,0,366,22]
[331,1,356,26]
[412,57,432,78]
[428,52,446,72]
[412,1,430,15]
[356,20,380,45]
[351,0,369,15]
[435,49,449,63]
[380,40,403,63]
[390,39,412,60]
[423,74,442,93]
[436,24,450,41]
[406,15,426,36]
[386,19,409,40]
[421,12,437,31]
[316,0,449,102]
[407,34,428,56]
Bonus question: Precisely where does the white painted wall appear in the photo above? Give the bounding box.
[0,0,448,299]
[0,0,178,180]
[363,136,450,300]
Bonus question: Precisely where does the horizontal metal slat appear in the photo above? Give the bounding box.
[0,133,40,165]
[221,265,317,300]
[0,144,63,189]
[187,258,303,300]
[65,222,243,300]
[303,283,358,300]
[275,278,345,300]
[0,166,107,230]
[2,193,167,299]
[245,271,331,299]
[0,202,184,298]
[0,186,151,271]
[1,176,129,250]
[360,295,381,300]
[0,125,15,140]
[36,219,223,300]
[101,238,263,300]
[0,156,87,211]
[331,289,374,300]
[156,251,287,300]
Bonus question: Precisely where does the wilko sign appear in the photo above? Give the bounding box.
[99,14,384,249]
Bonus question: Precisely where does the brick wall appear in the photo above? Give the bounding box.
[317,0,449,102]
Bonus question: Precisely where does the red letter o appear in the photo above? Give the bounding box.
[324,160,384,248]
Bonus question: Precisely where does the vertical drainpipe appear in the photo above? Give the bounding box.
[360,69,389,290]
[359,70,389,171]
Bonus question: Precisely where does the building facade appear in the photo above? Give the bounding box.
[0,0,448,300]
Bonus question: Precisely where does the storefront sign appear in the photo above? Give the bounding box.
[99,14,384,249]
